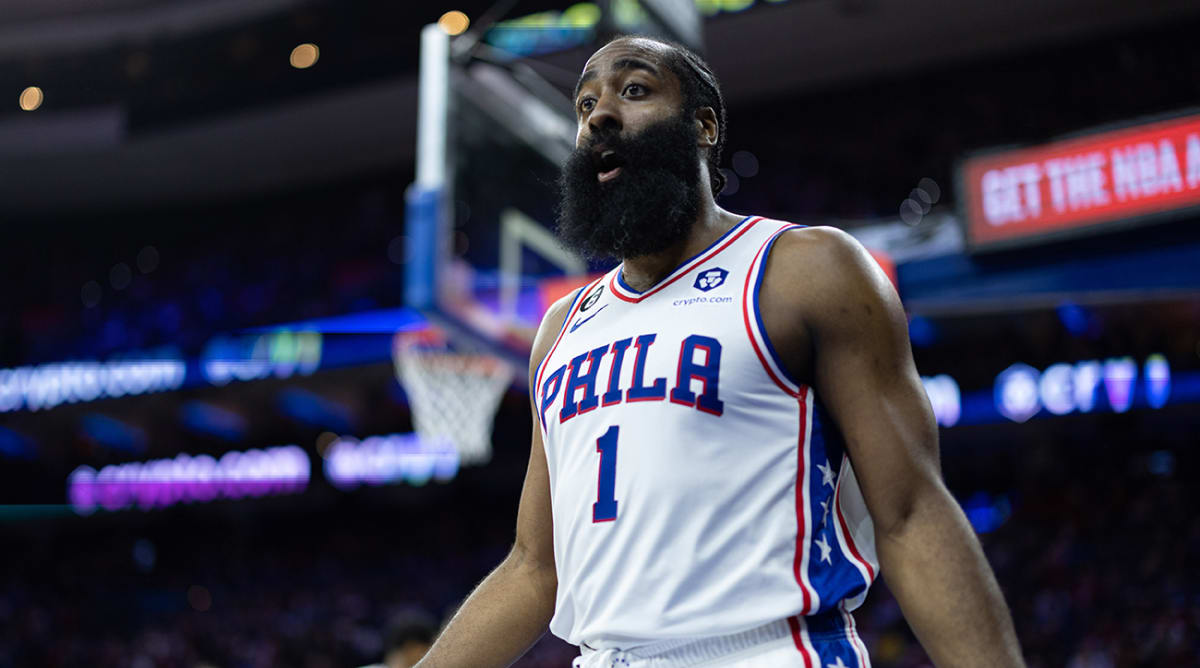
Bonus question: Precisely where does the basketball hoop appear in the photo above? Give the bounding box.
[392,327,515,465]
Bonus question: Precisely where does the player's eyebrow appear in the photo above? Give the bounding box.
[574,57,661,100]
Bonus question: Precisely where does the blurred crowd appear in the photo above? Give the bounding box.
[727,18,1200,221]
[2,181,407,368]
[0,479,580,668]
[2,422,1195,667]
[858,426,1200,667]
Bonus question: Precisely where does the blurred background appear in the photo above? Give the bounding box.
[2,1,1200,666]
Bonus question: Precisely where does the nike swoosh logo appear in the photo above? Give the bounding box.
[569,304,608,333]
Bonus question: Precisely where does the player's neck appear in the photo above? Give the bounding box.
[619,197,743,293]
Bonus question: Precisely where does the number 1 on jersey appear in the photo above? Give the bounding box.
[593,425,619,523]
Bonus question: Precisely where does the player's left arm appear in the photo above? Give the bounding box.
[764,226,1023,667]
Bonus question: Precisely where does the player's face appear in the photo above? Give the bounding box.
[572,39,687,177]
[556,40,704,260]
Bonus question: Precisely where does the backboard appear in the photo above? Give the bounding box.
[405,24,595,374]
[405,0,704,372]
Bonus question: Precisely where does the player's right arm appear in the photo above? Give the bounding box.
[414,293,576,668]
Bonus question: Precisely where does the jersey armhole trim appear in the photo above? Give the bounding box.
[743,223,806,395]
[533,277,602,429]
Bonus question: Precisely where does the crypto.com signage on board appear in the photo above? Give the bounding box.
[960,112,1200,249]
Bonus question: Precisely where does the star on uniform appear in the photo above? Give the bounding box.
[817,460,836,488]
[820,499,830,526]
[814,533,833,564]
[826,657,849,668]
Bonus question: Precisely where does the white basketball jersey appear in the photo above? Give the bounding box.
[534,216,880,652]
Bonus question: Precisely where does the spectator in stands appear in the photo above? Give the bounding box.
[376,610,438,668]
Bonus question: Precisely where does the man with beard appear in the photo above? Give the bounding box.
[415,36,1023,668]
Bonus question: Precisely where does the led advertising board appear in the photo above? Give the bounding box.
[960,111,1200,250]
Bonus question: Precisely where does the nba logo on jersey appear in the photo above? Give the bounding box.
[693,267,728,291]
[579,285,605,311]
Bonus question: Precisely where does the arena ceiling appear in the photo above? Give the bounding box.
[0,0,1197,214]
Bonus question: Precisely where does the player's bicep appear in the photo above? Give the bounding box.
[512,414,555,572]
[803,229,941,536]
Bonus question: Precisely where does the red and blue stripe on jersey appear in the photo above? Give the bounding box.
[745,222,878,665]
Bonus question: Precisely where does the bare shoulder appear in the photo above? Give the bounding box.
[763,224,899,325]
[767,225,876,286]
[527,289,583,387]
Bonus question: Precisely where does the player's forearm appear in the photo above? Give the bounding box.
[876,486,1023,667]
[416,547,558,668]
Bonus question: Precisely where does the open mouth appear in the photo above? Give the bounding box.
[595,149,625,183]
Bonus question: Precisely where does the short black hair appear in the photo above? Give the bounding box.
[605,36,728,198]
[383,610,438,652]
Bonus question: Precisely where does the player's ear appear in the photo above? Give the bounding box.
[694,106,718,148]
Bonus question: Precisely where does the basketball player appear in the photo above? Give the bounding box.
[415,36,1023,667]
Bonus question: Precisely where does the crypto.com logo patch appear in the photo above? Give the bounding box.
[693,268,729,292]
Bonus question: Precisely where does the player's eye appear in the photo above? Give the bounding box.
[578,97,596,114]
[623,83,646,96]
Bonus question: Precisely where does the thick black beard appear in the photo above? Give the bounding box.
[555,111,702,261]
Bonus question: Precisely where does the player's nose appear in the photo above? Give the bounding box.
[587,92,622,136]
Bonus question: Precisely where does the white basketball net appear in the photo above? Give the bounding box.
[392,329,515,465]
